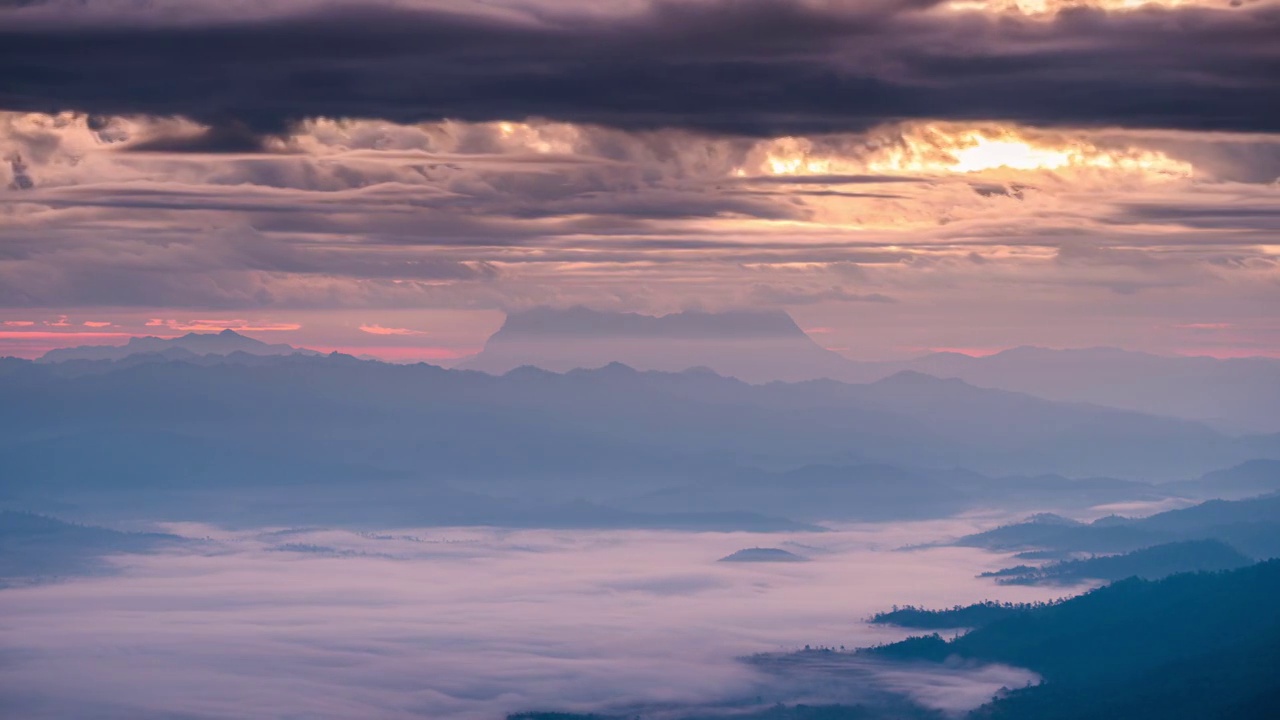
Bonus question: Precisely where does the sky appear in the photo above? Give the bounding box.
[1,0,1278,361]
[0,518,1070,720]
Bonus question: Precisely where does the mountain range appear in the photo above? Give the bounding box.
[33,308,1280,434]
[463,307,1280,433]
[39,328,318,363]
[3,349,1279,529]
[954,492,1280,560]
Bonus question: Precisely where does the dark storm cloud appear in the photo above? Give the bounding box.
[0,0,1276,138]
[126,121,270,153]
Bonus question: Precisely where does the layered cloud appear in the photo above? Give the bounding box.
[0,0,1277,358]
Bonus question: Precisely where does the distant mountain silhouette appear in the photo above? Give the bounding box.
[955,493,1280,559]
[460,308,1280,433]
[907,346,1280,434]
[39,329,319,363]
[461,306,859,380]
[1164,459,1280,500]
[29,309,1280,433]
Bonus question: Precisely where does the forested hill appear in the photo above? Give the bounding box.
[869,600,1053,630]
[867,561,1280,719]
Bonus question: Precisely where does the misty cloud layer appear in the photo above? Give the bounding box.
[0,520,1059,719]
[1,110,1277,358]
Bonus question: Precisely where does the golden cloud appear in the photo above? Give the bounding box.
[146,319,302,332]
[742,123,1194,181]
[358,324,428,336]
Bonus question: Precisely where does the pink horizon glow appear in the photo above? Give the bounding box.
[3,327,1280,363]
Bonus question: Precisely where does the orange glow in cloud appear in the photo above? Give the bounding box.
[746,123,1194,183]
[82,321,113,328]
[146,318,302,332]
[358,324,428,336]
[945,0,1220,16]
[3,320,35,327]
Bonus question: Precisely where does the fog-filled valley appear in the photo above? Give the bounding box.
[1,519,1064,719]
[3,313,1280,720]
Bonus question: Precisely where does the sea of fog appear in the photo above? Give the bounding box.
[0,516,1090,719]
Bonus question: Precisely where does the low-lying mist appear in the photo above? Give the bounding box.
[0,518,1070,719]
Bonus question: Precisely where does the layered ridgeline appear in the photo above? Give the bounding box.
[4,348,1280,528]
[462,307,1280,433]
[976,540,1253,586]
[1163,459,1280,500]
[955,493,1280,560]
[33,309,1280,433]
[40,328,319,363]
[906,347,1280,435]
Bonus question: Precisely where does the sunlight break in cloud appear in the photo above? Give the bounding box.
[746,124,1195,180]
[943,0,1231,14]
